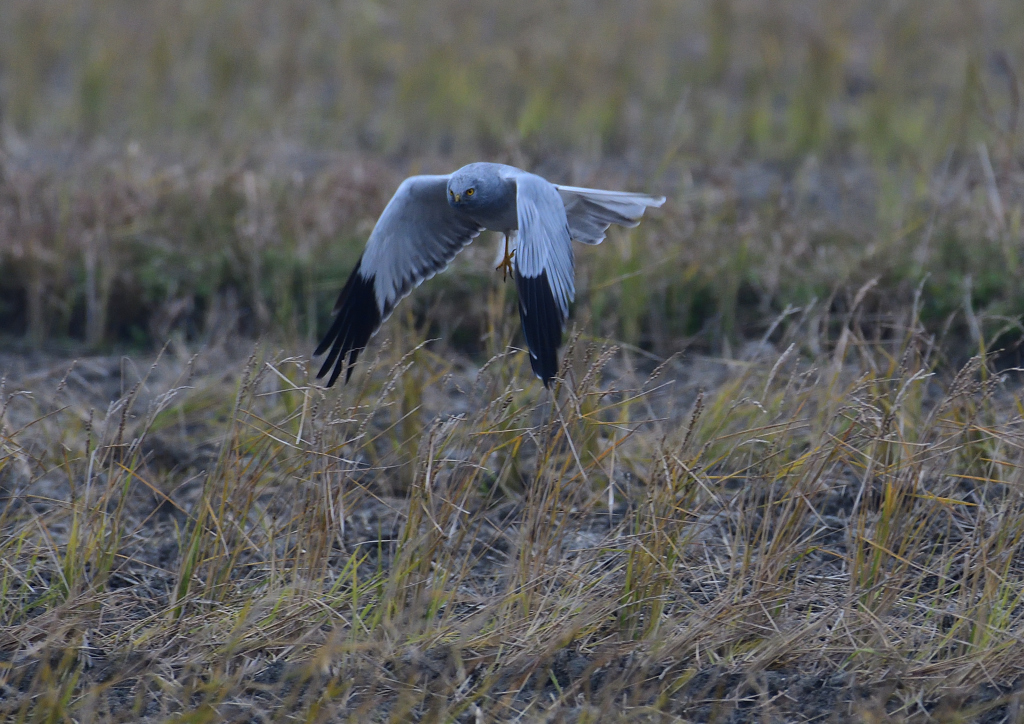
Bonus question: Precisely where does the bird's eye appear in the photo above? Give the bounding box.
[466,188,475,196]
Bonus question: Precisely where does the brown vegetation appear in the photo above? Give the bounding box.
[2,0,1024,721]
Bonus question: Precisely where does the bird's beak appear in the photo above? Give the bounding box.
[453,193,461,203]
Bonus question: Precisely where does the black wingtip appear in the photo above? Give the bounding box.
[515,268,564,388]
[314,255,382,387]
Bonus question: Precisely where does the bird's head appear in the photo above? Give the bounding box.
[447,165,499,211]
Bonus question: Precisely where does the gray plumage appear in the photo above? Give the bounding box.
[315,162,665,387]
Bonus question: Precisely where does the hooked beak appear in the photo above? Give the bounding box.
[452,192,461,203]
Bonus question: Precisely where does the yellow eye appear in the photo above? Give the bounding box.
[466,188,475,196]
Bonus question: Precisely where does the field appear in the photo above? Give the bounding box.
[3,1,1024,721]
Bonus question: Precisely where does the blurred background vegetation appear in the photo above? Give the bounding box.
[1,0,1023,364]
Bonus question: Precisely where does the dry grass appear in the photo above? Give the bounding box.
[2,0,1024,359]
[3,144,1024,368]
[3,0,1023,159]
[4,1,1024,721]
[2,308,1024,721]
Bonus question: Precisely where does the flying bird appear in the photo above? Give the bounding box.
[314,163,664,388]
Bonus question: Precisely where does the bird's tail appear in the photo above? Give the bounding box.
[555,185,665,245]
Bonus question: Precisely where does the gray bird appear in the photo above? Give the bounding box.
[314,162,664,388]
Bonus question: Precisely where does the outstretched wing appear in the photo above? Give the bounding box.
[555,185,665,245]
[509,171,574,387]
[314,175,482,387]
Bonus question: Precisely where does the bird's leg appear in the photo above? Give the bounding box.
[495,232,515,282]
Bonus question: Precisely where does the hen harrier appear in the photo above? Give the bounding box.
[315,162,664,387]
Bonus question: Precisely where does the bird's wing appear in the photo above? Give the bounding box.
[554,185,665,245]
[509,171,574,387]
[314,174,483,387]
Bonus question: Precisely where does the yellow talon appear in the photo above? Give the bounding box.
[496,235,515,282]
